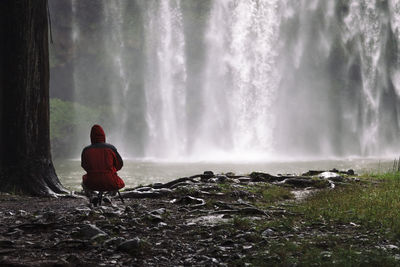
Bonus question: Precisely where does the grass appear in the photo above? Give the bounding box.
[294,171,400,237]
[244,183,294,204]
[221,171,400,265]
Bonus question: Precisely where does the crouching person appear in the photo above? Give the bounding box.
[81,124,125,205]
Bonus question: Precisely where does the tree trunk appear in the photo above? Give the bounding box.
[0,0,66,195]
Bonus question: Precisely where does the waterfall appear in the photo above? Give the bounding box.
[103,1,130,151]
[194,0,280,159]
[71,0,79,100]
[51,0,400,160]
[142,0,187,158]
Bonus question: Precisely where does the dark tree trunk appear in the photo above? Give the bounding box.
[0,0,66,195]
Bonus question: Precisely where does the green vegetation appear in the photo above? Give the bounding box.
[217,171,400,265]
[296,172,400,237]
[50,98,113,157]
[244,183,293,207]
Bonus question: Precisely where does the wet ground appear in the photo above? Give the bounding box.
[0,171,398,266]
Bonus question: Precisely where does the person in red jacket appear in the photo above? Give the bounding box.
[81,124,125,196]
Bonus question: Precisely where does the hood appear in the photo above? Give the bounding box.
[90,124,106,144]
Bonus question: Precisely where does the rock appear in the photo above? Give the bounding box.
[301,170,324,176]
[319,172,343,182]
[170,181,193,189]
[249,172,285,182]
[0,240,14,247]
[75,206,92,214]
[104,237,125,247]
[102,197,112,204]
[318,171,341,179]
[261,229,275,238]
[200,171,215,181]
[157,222,168,228]
[156,177,193,189]
[144,213,164,223]
[17,210,28,217]
[216,175,228,183]
[238,177,251,183]
[124,206,133,213]
[91,233,108,243]
[203,171,214,177]
[117,238,150,255]
[175,196,205,207]
[77,224,107,239]
[283,178,330,188]
[136,186,153,192]
[347,169,355,175]
[150,208,166,215]
[320,251,332,260]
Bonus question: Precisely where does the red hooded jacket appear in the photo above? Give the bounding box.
[81,125,125,191]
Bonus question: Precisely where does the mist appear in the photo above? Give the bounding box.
[49,0,400,160]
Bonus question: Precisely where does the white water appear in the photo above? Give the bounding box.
[61,0,400,161]
[194,0,280,159]
[142,0,187,158]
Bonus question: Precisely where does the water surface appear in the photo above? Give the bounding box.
[55,158,393,191]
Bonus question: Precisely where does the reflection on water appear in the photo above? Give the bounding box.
[54,158,393,191]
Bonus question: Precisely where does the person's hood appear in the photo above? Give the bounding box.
[90,124,106,144]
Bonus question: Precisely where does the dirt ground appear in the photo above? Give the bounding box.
[0,172,398,266]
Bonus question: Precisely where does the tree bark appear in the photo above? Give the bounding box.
[0,0,66,195]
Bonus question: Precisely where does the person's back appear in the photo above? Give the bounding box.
[81,124,125,192]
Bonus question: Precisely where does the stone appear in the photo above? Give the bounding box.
[104,237,125,247]
[77,224,107,239]
[302,170,324,176]
[261,228,275,238]
[117,238,149,255]
[320,251,332,260]
[284,177,330,188]
[176,196,205,207]
[136,186,153,192]
[0,240,14,247]
[203,171,214,177]
[318,171,341,179]
[145,213,164,223]
[238,177,251,183]
[91,233,108,243]
[249,172,285,182]
[150,208,166,215]
[216,175,227,183]
[124,206,133,213]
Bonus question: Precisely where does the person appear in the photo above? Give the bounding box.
[81,124,125,199]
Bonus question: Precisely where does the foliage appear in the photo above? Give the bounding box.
[50,98,113,158]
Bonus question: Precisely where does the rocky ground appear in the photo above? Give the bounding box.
[0,170,398,266]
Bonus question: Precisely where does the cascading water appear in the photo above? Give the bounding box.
[142,0,187,159]
[50,0,400,160]
[275,0,400,158]
[103,1,130,151]
[194,0,280,160]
